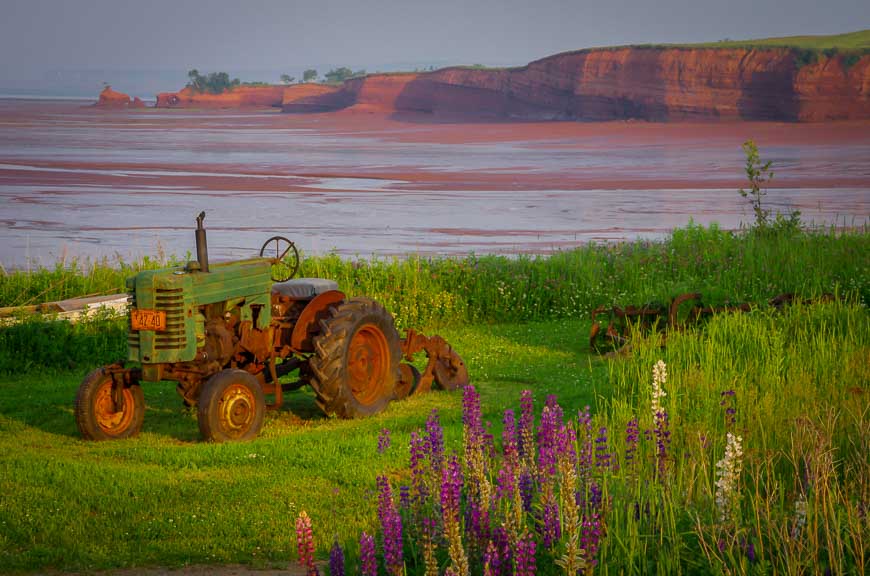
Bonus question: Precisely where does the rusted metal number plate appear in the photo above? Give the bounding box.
[131,309,167,331]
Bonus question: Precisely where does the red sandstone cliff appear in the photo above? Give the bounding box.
[94,86,146,109]
[156,85,285,108]
[281,47,870,121]
[152,47,870,121]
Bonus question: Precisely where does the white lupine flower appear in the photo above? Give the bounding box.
[651,360,668,417]
[792,494,807,539]
[715,432,744,523]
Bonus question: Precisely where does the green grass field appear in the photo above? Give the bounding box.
[692,28,870,51]
[1,214,868,574]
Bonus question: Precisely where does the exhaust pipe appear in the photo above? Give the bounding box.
[195,211,209,273]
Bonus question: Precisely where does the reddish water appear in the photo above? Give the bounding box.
[0,99,868,268]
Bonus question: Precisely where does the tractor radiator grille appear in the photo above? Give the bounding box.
[154,288,186,350]
[127,287,187,354]
[127,289,139,352]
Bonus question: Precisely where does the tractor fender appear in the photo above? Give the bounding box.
[290,290,346,351]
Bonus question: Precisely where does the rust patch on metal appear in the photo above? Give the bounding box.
[290,290,345,351]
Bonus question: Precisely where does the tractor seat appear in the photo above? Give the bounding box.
[271,278,339,300]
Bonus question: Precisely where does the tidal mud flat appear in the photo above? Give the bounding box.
[0,99,868,268]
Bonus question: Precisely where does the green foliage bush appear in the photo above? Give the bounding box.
[0,310,126,374]
[186,69,241,94]
[793,48,819,68]
[323,67,365,84]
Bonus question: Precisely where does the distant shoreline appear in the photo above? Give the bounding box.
[0,94,156,104]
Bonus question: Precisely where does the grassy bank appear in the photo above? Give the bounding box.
[2,224,867,331]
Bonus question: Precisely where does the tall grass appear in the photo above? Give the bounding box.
[4,225,866,332]
[312,302,867,575]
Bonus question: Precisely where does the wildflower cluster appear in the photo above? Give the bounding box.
[715,432,744,524]
[651,359,667,417]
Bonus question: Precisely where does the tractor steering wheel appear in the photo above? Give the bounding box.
[259,236,300,282]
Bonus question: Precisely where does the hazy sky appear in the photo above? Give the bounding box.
[2,0,868,75]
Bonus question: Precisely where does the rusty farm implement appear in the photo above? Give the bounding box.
[589,291,837,352]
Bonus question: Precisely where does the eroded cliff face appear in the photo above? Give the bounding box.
[280,47,870,121]
[156,86,285,108]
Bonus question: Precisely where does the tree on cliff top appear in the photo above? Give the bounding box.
[280,74,295,85]
[187,69,241,94]
[323,67,366,84]
[303,69,318,83]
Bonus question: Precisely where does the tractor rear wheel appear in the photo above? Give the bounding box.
[309,298,401,418]
[197,369,265,442]
[75,366,145,441]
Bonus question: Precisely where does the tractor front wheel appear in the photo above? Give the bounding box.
[309,298,401,418]
[197,369,265,442]
[75,366,145,441]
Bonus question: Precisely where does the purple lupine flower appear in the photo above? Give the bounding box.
[743,538,756,563]
[399,485,411,510]
[519,469,534,513]
[377,428,391,453]
[556,422,577,465]
[377,476,403,575]
[720,390,737,428]
[577,406,594,484]
[329,539,345,576]
[426,409,444,475]
[359,531,377,576]
[484,540,500,576]
[492,526,513,575]
[441,454,463,521]
[463,386,484,462]
[497,409,519,501]
[409,431,429,504]
[465,497,491,547]
[590,481,602,511]
[518,390,535,461]
[594,426,612,470]
[575,480,602,513]
[545,394,564,427]
[483,420,496,459]
[654,410,671,480]
[537,406,559,477]
[515,533,537,576]
[580,513,602,567]
[539,499,562,548]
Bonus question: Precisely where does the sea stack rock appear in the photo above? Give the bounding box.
[95,86,145,108]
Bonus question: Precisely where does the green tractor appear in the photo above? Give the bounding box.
[75,213,468,442]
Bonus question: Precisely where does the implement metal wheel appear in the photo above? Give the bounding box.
[197,369,265,442]
[309,298,401,418]
[75,366,145,441]
[433,348,469,391]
